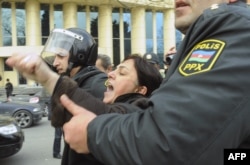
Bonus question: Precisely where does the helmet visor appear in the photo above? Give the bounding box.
[41,28,83,65]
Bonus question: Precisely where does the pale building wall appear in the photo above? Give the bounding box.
[98,5,113,60]
[85,6,91,33]
[3,72,18,88]
[163,8,175,54]
[11,2,17,46]
[25,0,41,46]
[0,7,2,46]
[131,7,146,54]
[49,4,54,30]
[0,46,43,86]
[63,2,77,28]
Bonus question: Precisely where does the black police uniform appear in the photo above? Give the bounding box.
[83,2,250,165]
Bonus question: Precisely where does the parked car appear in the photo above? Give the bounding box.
[0,115,24,158]
[0,99,43,128]
[10,89,51,117]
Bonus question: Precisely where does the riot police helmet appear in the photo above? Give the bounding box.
[41,28,97,68]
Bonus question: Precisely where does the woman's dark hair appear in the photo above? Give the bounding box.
[122,54,163,97]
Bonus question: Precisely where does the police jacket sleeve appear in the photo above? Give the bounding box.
[86,3,250,165]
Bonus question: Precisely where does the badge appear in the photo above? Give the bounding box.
[145,54,152,60]
[179,39,225,76]
[211,4,219,10]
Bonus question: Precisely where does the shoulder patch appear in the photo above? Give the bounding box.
[179,39,225,76]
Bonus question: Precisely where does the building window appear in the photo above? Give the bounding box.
[112,8,120,66]
[1,2,12,46]
[3,58,13,71]
[156,12,164,68]
[145,10,165,68]
[41,4,50,45]
[89,6,98,52]
[16,2,26,46]
[77,6,86,29]
[54,5,63,28]
[90,6,98,38]
[123,8,131,59]
[111,8,131,66]
[146,10,153,53]
[18,73,27,85]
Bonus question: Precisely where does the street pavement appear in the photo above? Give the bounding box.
[1,117,63,165]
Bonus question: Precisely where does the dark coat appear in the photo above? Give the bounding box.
[84,2,250,165]
[5,82,13,97]
[50,66,107,165]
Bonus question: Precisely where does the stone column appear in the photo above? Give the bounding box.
[11,2,17,46]
[25,0,41,46]
[98,5,113,59]
[49,4,54,30]
[63,2,77,28]
[0,7,2,46]
[131,7,146,54]
[163,8,175,53]
[85,6,91,33]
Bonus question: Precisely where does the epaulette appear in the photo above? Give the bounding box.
[203,3,227,18]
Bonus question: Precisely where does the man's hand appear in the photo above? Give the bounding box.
[61,94,97,154]
[6,52,47,82]
[6,52,59,94]
[166,46,177,55]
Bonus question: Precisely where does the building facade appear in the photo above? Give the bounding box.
[0,0,249,87]
[0,0,178,86]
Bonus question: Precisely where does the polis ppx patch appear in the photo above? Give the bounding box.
[179,39,225,76]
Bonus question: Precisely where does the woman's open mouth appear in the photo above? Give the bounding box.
[105,80,114,92]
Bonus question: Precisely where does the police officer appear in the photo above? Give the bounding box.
[41,28,107,164]
[59,1,250,164]
[143,52,160,70]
